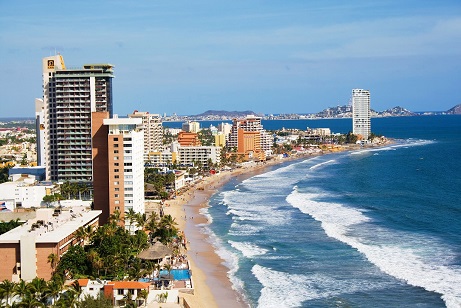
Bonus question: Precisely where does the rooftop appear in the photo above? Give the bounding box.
[0,206,101,244]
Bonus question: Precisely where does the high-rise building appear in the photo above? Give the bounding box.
[352,89,371,140]
[182,121,200,133]
[104,116,145,229]
[41,55,114,184]
[128,111,163,161]
[227,115,272,160]
[35,98,46,167]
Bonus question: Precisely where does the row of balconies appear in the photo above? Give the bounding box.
[56,148,92,153]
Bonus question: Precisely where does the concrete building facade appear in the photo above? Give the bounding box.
[0,208,101,281]
[128,111,163,161]
[352,89,371,140]
[178,146,221,168]
[41,55,114,184]
[104,117,145,229]
[227,115,272,160]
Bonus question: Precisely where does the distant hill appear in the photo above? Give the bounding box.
[446,104,461,115]
[379,106,416,117]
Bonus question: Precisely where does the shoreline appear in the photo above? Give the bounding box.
[160,142,390,307]
[161,154,320,307]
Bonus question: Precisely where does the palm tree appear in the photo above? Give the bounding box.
[45,278,63,306]
[13,280,29,304]
[47,253,59,274]
[125,208,137,234]
[15,292,44,308]
[138,289,149,307]
[74,226,88,245]
[0,279,17,307]
[135,213,147,231]
[27,277,47,304]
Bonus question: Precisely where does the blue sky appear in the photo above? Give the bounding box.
[1,0,460,117]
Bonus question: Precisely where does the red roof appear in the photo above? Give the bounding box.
[108,281,150,289]
[77,279,89,287]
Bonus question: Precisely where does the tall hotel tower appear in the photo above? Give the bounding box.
[352,89,371,140]
[104,116,145,229]
[41,55,114,184]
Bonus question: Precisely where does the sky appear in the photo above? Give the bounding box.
[1,0,460,117]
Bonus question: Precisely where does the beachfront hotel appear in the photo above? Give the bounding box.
[128,111,163,162]
[352,89,371,140]
[227,115,272,161]
[0,207,101,281]
[39,55,114,185]
[103,116,145,228]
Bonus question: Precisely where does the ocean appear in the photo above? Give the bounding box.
[199,115,461,308]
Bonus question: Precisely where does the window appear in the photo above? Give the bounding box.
[114,194,119,198]
[114,150,119,154]
[124,169,132,173]
[115,188,119,191]
[114,163,119,166]
[114,181,119,185]
[114,169,119,173]
[118,289,124,295]
[114,138,119,141]
[115,200,120,204]
[114,175,119,179]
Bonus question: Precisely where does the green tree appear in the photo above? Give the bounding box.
[78,293,113,307]
[138,289,149,307]
[27,277,48,304]
[47,253,59,274]
[0,219,22,235]
[0,165,11,184]
[13,280,29,303]
[45,277,63,306]
[55,245,89,278]
[0,279,17,307]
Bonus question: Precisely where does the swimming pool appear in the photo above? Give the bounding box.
[159,269,191,280]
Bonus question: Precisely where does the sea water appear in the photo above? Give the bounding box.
[201,115,461,308]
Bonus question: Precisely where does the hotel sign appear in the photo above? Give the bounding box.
[47,60,55,69]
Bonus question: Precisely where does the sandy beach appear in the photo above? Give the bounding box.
[158,143,384,307]
[159,155,312,307]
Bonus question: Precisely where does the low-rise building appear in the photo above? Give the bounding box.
[178,146,221,168]
[0,179,57,210]
[0,207,101,281]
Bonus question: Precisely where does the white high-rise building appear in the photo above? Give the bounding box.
[352,89,371,140]
[104,116,144,232]
[128,111,163,161]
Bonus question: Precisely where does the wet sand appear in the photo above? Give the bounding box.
[159,142,391,307]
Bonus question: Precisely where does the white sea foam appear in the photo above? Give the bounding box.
[252,264,391,308]
[286,189,461,308]
[229,241,269,258]
[200,225,249,303]
[309,159,337,170]
[198,207,213,224]
[229,222,262,236]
